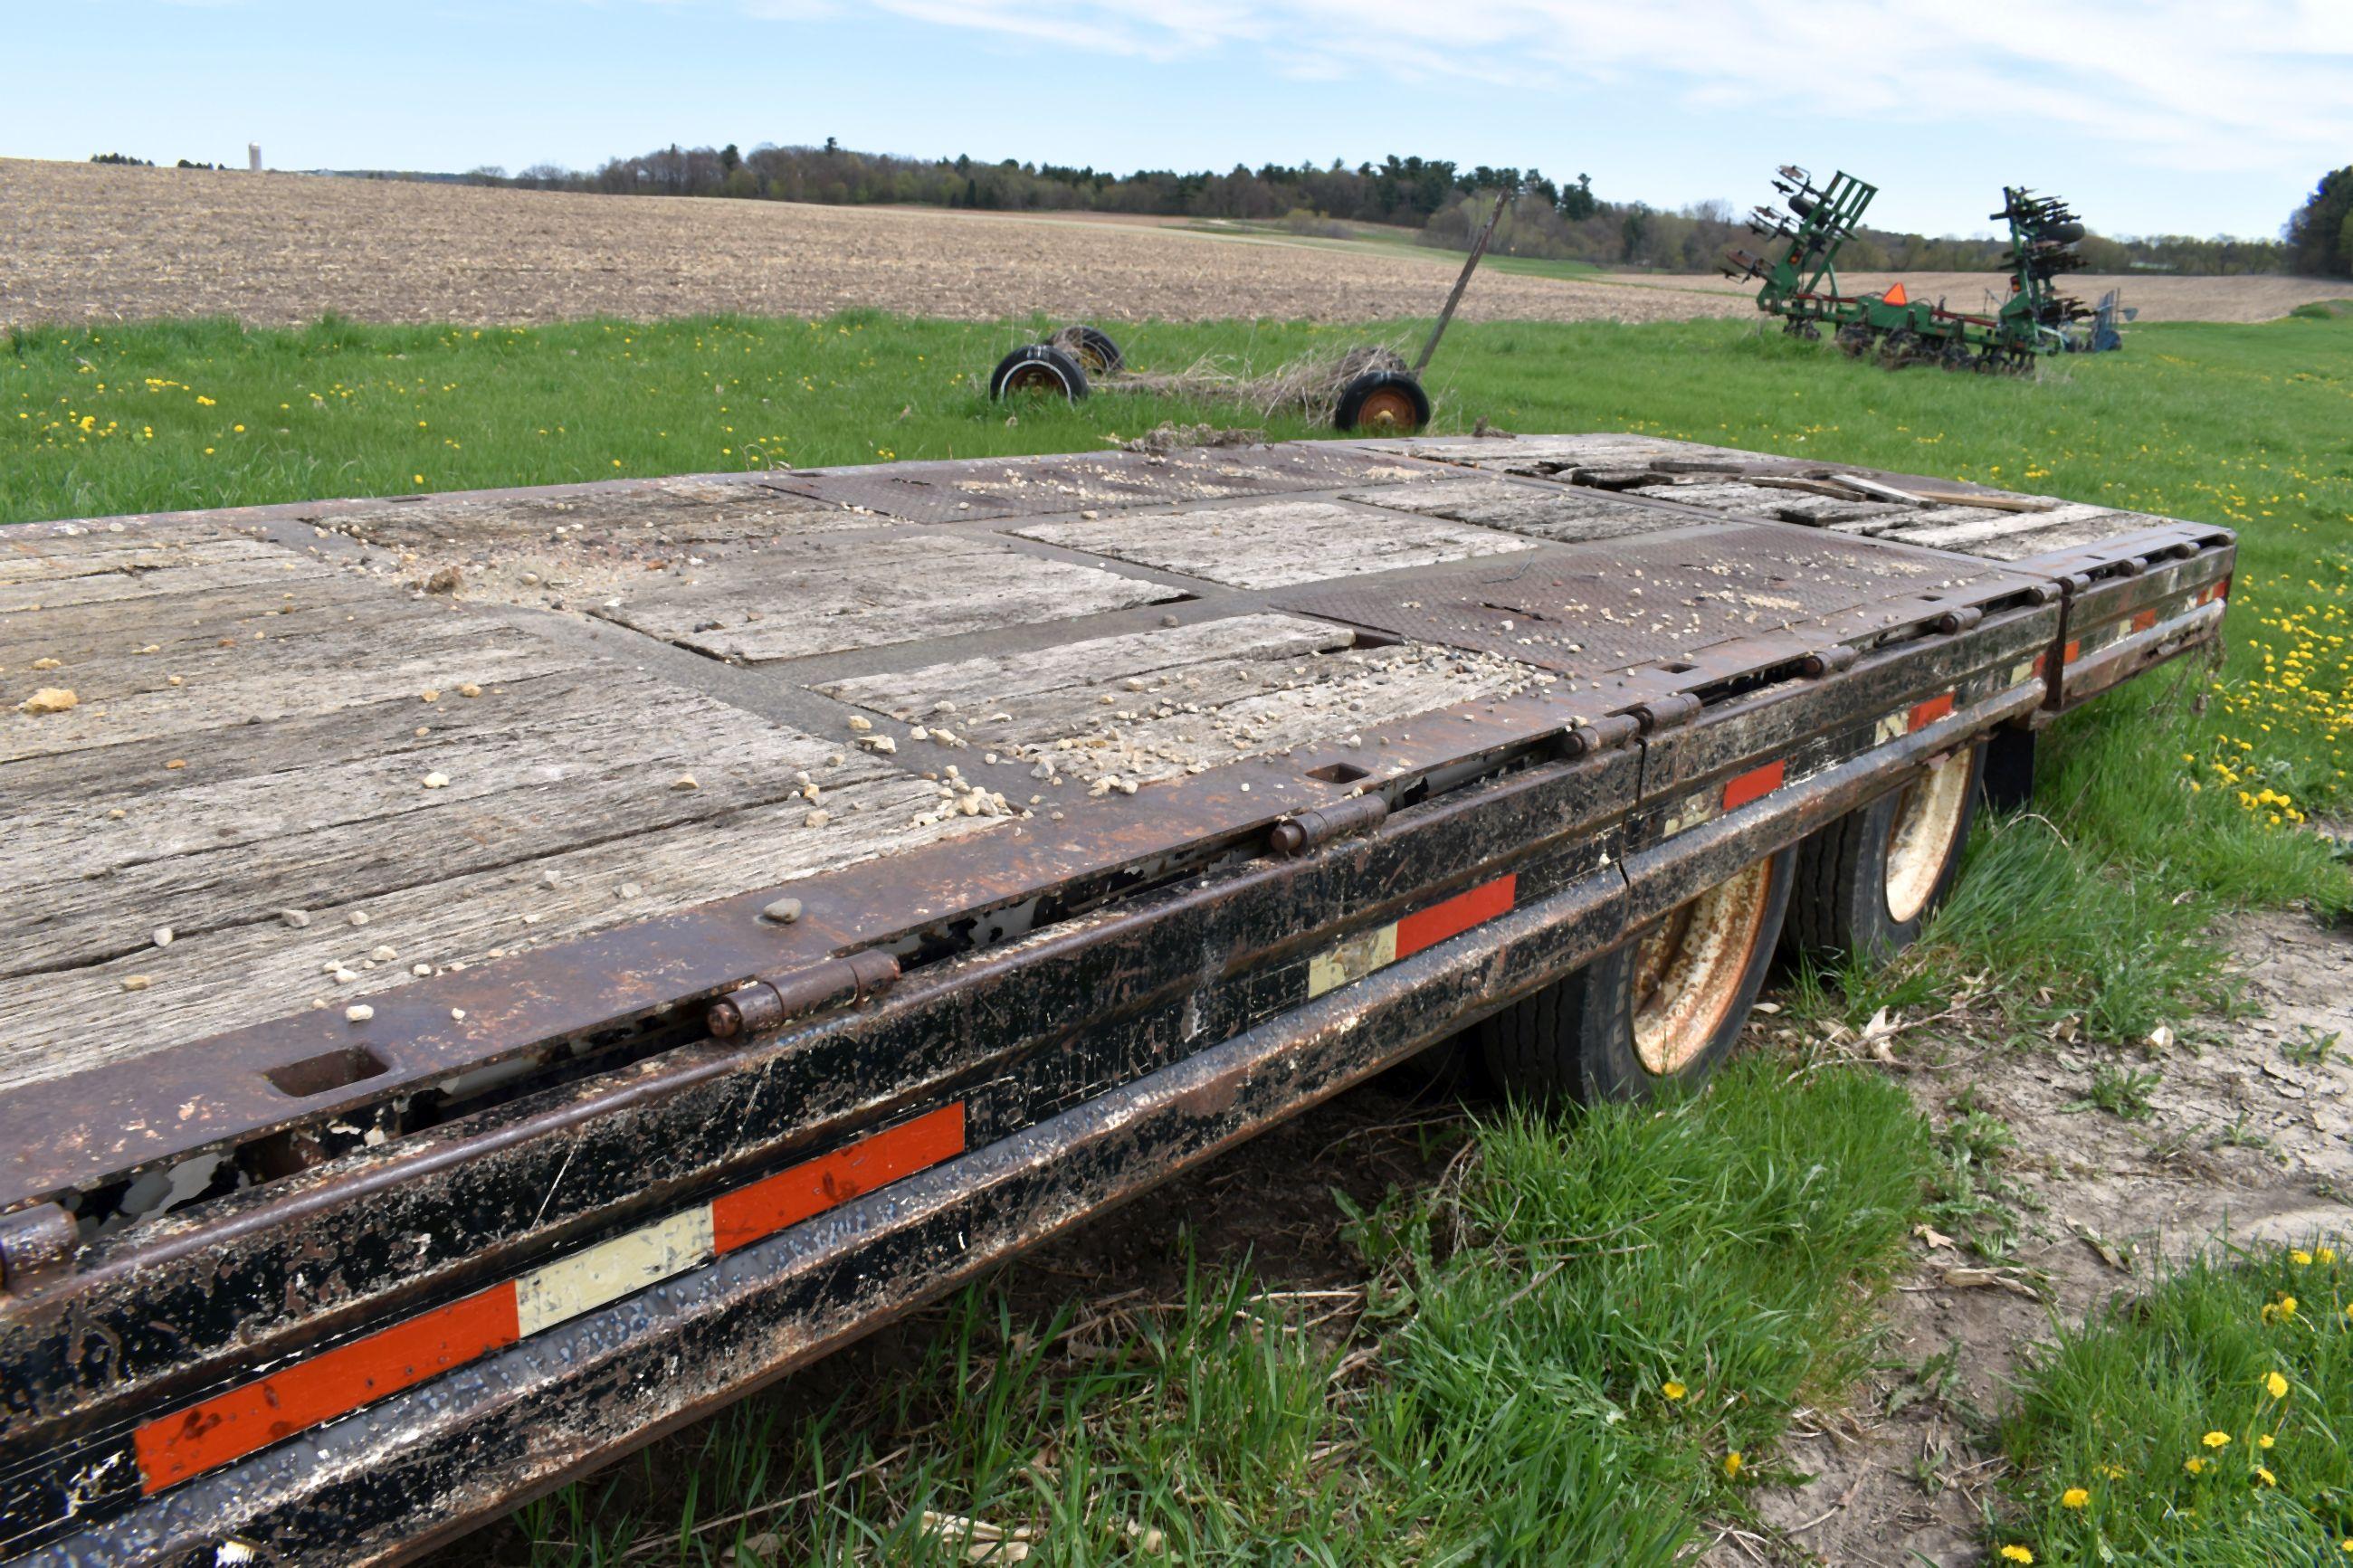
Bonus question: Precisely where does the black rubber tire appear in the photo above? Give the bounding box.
[1479,847,1796,1105]
[1784,742,1986,963]
[988,344,1090,403]
[1059,325,1125,376]
[1332,370,1431,433]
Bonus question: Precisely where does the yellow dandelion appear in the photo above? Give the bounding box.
[2061,1487,2090,1509]
[2255,1467,2277,1487]
[2000,1548,2035,1565]
[2260,1434,2276,1449]
[1723,1451,1744,1479]
[2293,1250,2314,1266]
[2098,1463,2126,1479]
[2203,1431,2231,1449]
[2265,1372,2290,1399]
[2185,1457,2208,1476]
[1662,1381,1687,1402]
[2319,1247,2337,1264]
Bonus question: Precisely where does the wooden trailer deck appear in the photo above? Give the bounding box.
[0,432,2227,1216]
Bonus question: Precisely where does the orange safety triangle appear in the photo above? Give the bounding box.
[1882,281,1909,307]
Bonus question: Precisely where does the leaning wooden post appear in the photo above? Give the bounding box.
[1413,182,1514,375]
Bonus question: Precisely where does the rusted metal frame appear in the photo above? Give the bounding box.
[1619,675,2049,930]
[0,741,1636,1464]
[2043,544,2234,709]
[2056,601,2227,712]
[24,869,1633,1568]
[1634,603,2059,798]
[0,659,1594,1214]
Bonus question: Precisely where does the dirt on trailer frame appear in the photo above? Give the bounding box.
[5,159,2337,330]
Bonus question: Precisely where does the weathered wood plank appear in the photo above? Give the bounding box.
[0,770,1006,1088]
[814,612,1547,792]
[0,671,885,979]
[598,532,1180,662]
[1340,478,1699,543]
[3,613,584,763]
[1015,499,1534,589]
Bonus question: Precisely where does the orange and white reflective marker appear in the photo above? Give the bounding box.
[1305,874,1518,999]
[132,1104,966,1494]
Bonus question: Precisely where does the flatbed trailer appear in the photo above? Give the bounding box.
[0,433,2230,1565]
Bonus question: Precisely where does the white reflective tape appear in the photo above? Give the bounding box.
[1873,711,1907,746]
[2009,659,2037,685]
[1662,791,1715,838]
[1306,924,1398,999]
[513,1206,716,1336]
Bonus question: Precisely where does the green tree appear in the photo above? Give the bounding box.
[2286,166,2353,277]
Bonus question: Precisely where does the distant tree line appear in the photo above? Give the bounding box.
[405,140,2288,276]
[2286,167,2353,278]
[87,153,228,170]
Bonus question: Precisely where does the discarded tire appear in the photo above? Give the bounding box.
[989,344,1090,403]
[1057,325,1125,376]
[1784,742,1985,963]
[1332,370,1430,433]
[1481,847,1796,1103]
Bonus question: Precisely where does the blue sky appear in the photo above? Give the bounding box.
[5,1,2346,240]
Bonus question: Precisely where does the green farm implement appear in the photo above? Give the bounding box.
[1723,166,2096,372]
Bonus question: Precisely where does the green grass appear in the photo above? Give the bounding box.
[498,1058,1929,1566]
[1996,1242,2353,1565]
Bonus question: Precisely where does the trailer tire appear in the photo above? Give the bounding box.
[1481,847,1794,1103]
[1056,325,1126,376]
[989,345,1090,403]
[1785,742,1984,963]
[1334,370,1430,433]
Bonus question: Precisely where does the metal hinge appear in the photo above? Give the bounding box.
[707,950,901,1040]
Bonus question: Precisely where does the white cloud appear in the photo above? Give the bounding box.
[793,0,2350,181]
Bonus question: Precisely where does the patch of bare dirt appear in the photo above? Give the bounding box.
[0,159,1746,329]
[1714,909,2353,1568]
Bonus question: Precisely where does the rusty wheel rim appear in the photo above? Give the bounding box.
[1003,364,1069,397]
[1631,858,1775,1076]
[1357,387,1420,430]
[1883,753,1970,925]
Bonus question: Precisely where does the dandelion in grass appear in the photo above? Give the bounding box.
[2098,1463,2126,1480]
[2259,1434,2276,1449]
[2318,1247,2337,1264]
[1999,1547,2034,1564]
[1662,1380,1687,1402]
[2265,1371,2291,1399]
[2203,1431,2231,1450]
[2185,1457,2208,1476]
[2060,1487,2089,1509]
[1722,1451,1743,1479]
[2254,1467,2277,1487]
[2262,1295,2299,1323]
[2293,1250,2314,1266]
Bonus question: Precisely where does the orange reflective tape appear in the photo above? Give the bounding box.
[135,1286,519,1493]
[1394,874,1517,961]
[1720,759,1786,811]
[2062,639,2081,664]
[712,1103,966,1255]
[1907,692,1955,732]
[2131,608,2158,633]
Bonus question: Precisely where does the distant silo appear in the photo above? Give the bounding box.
[248,143,262,173]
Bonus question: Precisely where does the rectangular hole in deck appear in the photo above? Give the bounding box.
[263,1046,392,1098]
[1306,762,1372,784]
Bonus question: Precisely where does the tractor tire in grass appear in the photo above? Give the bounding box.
[1480,847,1796,1104]
[1057,325,1125,376]
[1333,370,1430,433]
[1783,741,1985,963]
[989,344,1090,403]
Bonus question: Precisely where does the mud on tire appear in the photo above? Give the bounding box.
[1784,741,1986,963]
